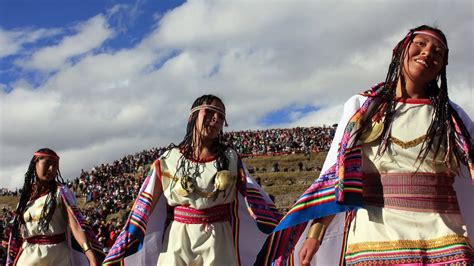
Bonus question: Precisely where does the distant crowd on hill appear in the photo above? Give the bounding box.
[224,126,334,156]
[0,126,334,256]
[0,188,18,196]
[0,207,14,264]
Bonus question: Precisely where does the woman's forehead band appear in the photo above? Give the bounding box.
[189,104,228,126]
[189,105,226,117]
[413,31,448,50]
[34,152,60,160]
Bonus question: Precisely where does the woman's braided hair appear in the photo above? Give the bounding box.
[12,148,65,237]
[354,25,472,167]
[163,95,229,196]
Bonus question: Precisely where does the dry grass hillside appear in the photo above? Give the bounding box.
[242,152,326,212]
[0,152,327,215]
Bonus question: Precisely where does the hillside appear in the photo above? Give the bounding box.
[242,152,326,212]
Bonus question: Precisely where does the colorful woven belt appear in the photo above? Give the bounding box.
[363,172,459,213]
[173,204,231,224]
[25,233,66,245]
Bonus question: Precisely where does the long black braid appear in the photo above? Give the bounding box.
[12,148,65,237]
[354,25,472,168]
[163,95,229,196]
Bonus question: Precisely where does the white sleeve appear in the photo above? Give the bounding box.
[320,94,367,174]
[450,101,474,239]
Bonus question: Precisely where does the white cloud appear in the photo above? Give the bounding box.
[1,0,473,190]
[106,0,145,34]
[450,83,474,117]
[0,27,62,58]
[19,15,114,72]
[0,30,22,58]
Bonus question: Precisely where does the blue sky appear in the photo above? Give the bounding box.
[1,0,472,189]
[1,0,185,90]
[1,1,183,29]
[259,105,319,126]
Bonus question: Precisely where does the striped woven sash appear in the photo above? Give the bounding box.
[173,204,230,224]
[24,233,66,245]
[363,172,459,213]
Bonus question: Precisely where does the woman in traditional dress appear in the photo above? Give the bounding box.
[257,25,473,265]
[104,95,281,266]
[7,148,104,266]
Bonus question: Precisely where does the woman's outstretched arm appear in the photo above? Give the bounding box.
[66,207,98,266]
[298,214,335,266]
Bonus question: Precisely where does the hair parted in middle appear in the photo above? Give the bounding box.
[353,25,472,169]
[163,94,230,198]
[12,148,65,238]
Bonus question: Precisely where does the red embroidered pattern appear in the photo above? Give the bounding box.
[173,204,230,224]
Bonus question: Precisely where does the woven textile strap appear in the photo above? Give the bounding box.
[173,204,231,224]
[363,172,460,213]
[24,233,66,245]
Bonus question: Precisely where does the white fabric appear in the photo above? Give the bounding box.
[161,148,238,209]
[347,206,468,250]
[291,95,366,266]
[157,148,237,265]
[362,102,453,174]
[292,95,474,265]
[450,101,474,238]
[60,186,90,266]
[16,191,71,266]
[123,148,275,266]
[15,185,101,266]
[347,101,470,254]
[292,212,346,266]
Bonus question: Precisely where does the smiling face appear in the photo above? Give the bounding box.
[402,31,447,86]
[194,99,225,143]
[35,156,58,182]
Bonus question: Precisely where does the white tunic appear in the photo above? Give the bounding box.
[16,190,71,266]
[157,147,238,266]
[345,99,472,265]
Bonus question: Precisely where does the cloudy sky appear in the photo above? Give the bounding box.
[1,0,473,190]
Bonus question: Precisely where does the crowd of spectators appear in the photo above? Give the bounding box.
[0,188,18,196]
[224,126,334,156]
[0,126,335,257]
[68,147,166,250]
[0,207,14,265]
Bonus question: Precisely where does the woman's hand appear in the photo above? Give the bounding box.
[299,237,320,266]
[298,214,335,265]
[64,197,101,266]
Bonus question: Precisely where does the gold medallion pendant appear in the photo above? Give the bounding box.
[361,121,384,143]
[173,179,195,197]
[170,170,236,199]
[214,170,236,191]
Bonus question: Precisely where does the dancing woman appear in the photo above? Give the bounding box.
[7,148,104,266]
[104,95,281,265]
[257,25,473,265]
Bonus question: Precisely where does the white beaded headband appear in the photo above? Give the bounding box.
[189,104,228,126]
